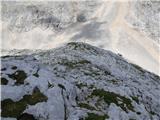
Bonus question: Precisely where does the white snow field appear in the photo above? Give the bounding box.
[1,1,160,75]
[1,42,160,120]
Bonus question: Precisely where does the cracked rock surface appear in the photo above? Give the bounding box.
[1,42,160,120]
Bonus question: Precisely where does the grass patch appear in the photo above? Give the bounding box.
[67,42,96,53]
[8,70,27,85]
[1,99,27,118]
[131,96,139,104]
[1,87,48,118]
[85,113,109,120]
[59,59,91,69]
[23,87,48,105]
[78,103,96,110]
[90,89,134,112]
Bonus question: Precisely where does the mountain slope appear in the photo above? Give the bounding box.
[1,1,160,75]
[1,42,160,120]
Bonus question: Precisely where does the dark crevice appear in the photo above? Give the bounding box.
[33,67,40,77]
[60,88,67,120]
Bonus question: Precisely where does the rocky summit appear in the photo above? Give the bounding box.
[1,42,160,120]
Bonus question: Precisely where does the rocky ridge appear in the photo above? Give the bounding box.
[1,42,160,120]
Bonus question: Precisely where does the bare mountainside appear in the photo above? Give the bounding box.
[1,42,160,120]
[1,1,160,75]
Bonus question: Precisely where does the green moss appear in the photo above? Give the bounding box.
[1,87,48,118]
[90,89,134,112]
[1,99,27,118]
[78,103,96,110]
[8,70,27,85]
[131,96,139,104]
[23,87,48,105]
[85,113,109,120]
[1,77,8,85]
[60,60,91,69]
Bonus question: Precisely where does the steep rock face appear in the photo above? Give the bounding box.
[1,42,160,120]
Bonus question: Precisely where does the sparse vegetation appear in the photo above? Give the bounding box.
[58,59,91,69]
[90,89,134,112]
[78,102,96,110]
[1,87,48,118]
[131,96,139,104]
[67,42,97,54]
[85,113,109,120]
[8,70,27,85]
[76,83,87,89]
